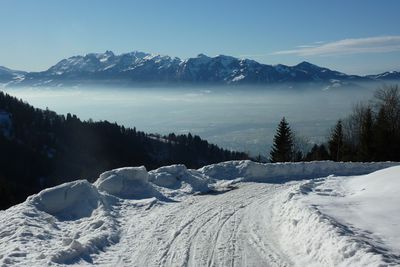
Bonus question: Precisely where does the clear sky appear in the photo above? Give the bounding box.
[1,0,400,74]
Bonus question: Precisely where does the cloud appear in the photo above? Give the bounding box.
[273,36,400,56]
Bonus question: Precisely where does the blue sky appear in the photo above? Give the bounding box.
[1,0,400,74]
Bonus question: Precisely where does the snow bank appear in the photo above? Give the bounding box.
[274,165,400,266]
[302,165,400,257]
[199,160,398,182]
[149,164,211,193]
[344,166,400,254]
[94,166,166,200]
[30,180,101,219]
[276,185,388,266]
[0,184,118,265]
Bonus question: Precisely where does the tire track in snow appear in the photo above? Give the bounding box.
[206,203,248,267]
[162,208,221,266]
[93,183,293,267]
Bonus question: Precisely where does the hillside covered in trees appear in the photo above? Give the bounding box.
[268,85,400,163]
[326,85,400,162]
[0,91,247,209]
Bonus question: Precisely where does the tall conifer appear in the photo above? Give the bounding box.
[270,117,294,162]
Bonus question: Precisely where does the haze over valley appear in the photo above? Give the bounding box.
[2,83,379,156]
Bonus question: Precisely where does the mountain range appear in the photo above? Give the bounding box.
[1,51,399,87]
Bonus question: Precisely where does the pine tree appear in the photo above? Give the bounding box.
[328,120,344,161]
[269,117,294,162]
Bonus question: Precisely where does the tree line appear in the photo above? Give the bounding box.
[269,85,400,163]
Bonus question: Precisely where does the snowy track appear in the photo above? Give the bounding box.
[0,160,399,266]
[95,183,292,267]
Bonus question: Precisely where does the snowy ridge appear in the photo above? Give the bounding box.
[0,160,399,266]
[6,51,392,87]
[367,70,400,80]
[0,66,26,84]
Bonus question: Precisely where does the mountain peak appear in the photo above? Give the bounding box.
[196,53,209,58]
[296,61,318,68]
[104,50,115,56]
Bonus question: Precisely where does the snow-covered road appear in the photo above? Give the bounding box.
[94,183,292,267]
[0,161,399,266]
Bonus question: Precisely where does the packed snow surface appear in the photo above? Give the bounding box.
[0,160,399,266]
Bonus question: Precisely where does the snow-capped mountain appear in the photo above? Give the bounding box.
[366,71,400,80]
[1,51,399,86]
[21,51,182,85]
[0,66,26,83]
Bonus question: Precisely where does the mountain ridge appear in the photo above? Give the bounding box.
[1,51,399,86]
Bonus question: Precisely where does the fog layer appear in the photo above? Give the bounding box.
[2,85,378,156]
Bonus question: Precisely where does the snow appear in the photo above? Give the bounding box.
[149,165,211,197]
[231,74,246,82]
[0,160,399,266]
[276,182,388,266]
[94,166,165,200]
[200,160,395,182]
[300,166,400,256]
[31,180,101,219]
[0,185,118,265]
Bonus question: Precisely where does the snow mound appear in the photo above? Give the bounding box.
[1,187,118,265]
[94,166,165,200]
[30,180,101,219]
[199,160,397,182]
[149,164,211,193]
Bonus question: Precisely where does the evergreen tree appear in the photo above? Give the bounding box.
[328,120,344,161]
[269,117,294,162]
